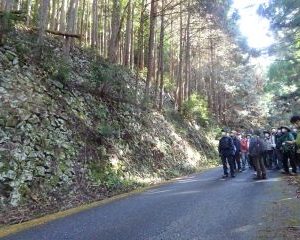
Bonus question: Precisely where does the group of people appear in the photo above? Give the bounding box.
[218,115,300,180]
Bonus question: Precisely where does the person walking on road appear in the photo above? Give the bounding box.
[218,130,236,178]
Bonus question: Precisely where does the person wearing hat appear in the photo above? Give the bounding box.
[280,126,297,175]
[290,116,300,171]
[218,129,236,178]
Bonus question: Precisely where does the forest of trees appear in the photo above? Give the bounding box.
[0,0,272,127]
[259,0,300,124]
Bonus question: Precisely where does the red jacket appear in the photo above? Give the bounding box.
[240,138,249,152]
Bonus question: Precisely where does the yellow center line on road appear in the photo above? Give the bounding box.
[0,172,201,238]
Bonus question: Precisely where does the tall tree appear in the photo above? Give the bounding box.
[108,0,121,63]
[65,0,79,55]
[177,2,184,112]
[158,0,165,111]
[145,0,157,100]
[124,0,132,66]
[59,0,67,32]
[26,0,33,26]
[184,0,191,100]
[50,0,58,30]
[137,0,145,70]
[91,0,99,50]
[37,0,50,45]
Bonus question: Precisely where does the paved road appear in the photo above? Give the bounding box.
[1,168,291,240]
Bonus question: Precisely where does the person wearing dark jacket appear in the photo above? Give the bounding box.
[218,130,236,178]
[230,130,242,172]
[249,131,267,180]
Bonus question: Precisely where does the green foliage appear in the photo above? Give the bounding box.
[163,74,176,93]
[0,160,10,172]
[95,103,109,119]
[98,124,116,138]
[49,176,60,187]
[260,0,300,31]
[89,162,120,189]
[15,42,30,61]
[0,12,14,45]
[98,121,120,138]
[198,0,234,27]
[165,165,196,179]
[53,62,71,85]
[212,126,224,139]
[266,60,300,95]
[164,168,181,179]
[137,67,148,79]
[259,0,300,124]
[39,48,71,86]
[0,12,14,30]
[90,59,135,100]
[19,184,30,198]
[88,162,141,191]
[182,93,209,125]
[91,60,113,85]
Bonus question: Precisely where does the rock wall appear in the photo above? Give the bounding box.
[0,31,217,224]
[1,46,83,206]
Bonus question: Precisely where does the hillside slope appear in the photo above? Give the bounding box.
[0,28,217,225]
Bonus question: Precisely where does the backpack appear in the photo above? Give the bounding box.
[282,142,296,153]
[220,137,231,150]
[281,133,296,153]
[249,138,263,157]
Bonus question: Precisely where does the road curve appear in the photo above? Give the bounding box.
[1,168,292,240]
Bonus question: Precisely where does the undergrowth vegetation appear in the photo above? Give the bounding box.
[90,59,136,101]
[182,93,209,126]
[39,48,71,86]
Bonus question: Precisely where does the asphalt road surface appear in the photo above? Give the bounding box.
[1,168,291,240]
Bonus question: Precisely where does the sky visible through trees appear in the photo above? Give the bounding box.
[233,0,274,50]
